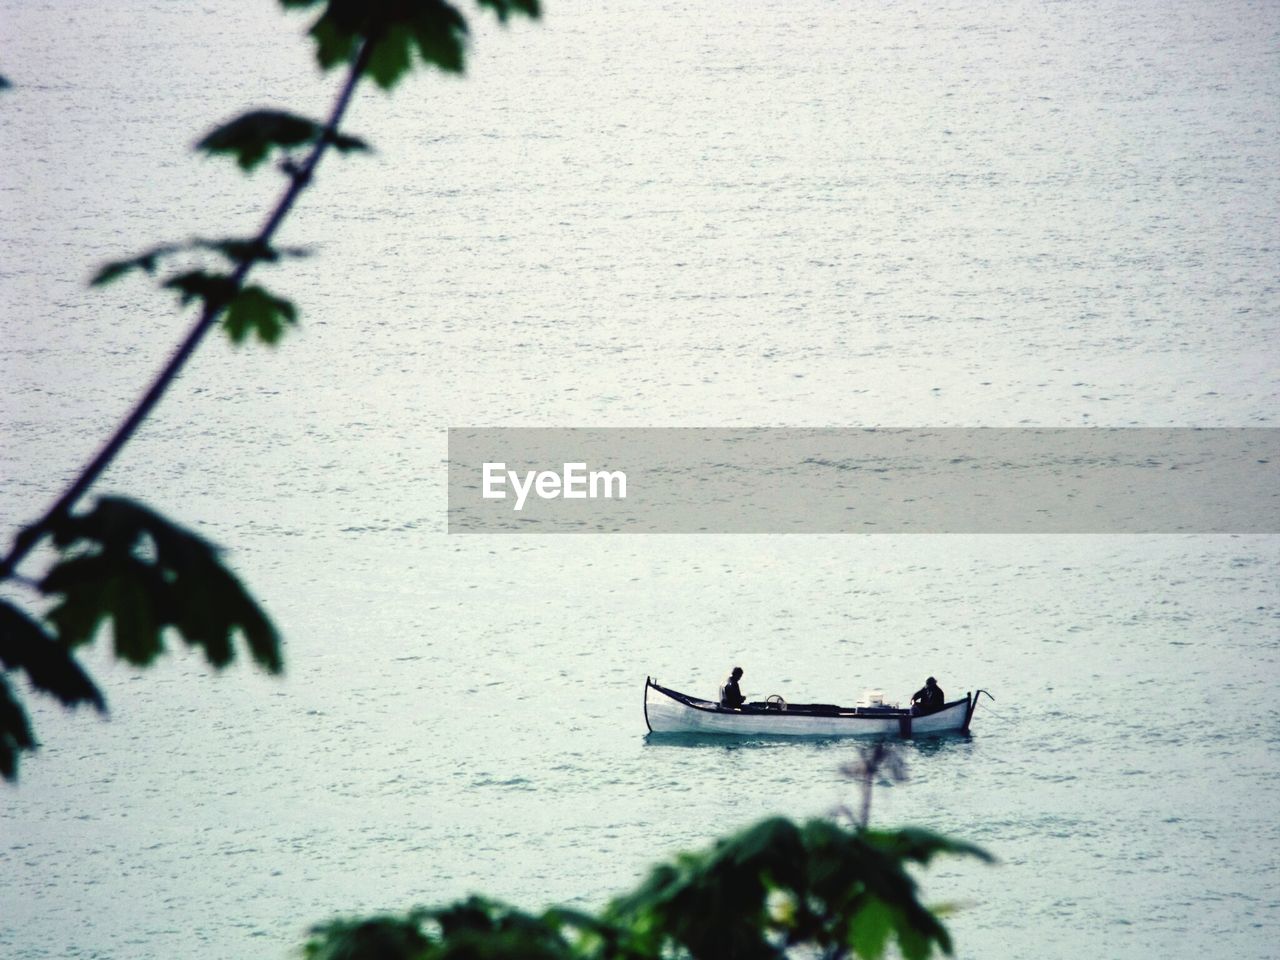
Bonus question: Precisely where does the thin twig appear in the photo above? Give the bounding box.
[838,742,908,828]
[0,40,374,583]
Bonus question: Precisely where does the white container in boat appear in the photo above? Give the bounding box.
[861,689,885,707]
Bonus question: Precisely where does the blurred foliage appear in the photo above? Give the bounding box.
[196,109,369,171]
[0,601,105,710]
[223,285,300,344]
[156,270,297,344]
[301,819,992,960]
[3,0,545,782]
[0,676,36,780]
[305,900,605,960]
[92,241,302,344]
[162,269,240,311]
[41,498,280,672]
[1,499,279,780]
[0,601,105,778]
[281,0,541,87]
[92,239,309,286]
[609,817,991,960]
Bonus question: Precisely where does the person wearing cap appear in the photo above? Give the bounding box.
[720,666,746,709]
[911,676,945,715]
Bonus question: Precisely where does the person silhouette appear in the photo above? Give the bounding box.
[910,676,945,715]
[719,666,746,709]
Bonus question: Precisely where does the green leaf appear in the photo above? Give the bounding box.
[297,813,990,959]
[285,0,545,87]
[310,16,359,71]
[41,497,282,674]
[304,900,605,960]
[0,600,105,710]
[402,3,468,77]
[222,285,298,345]
[424,897,583,958]
[894,912,939,960]
[609,817,804,959]
[848,897,894,960]
[0,675,36,781]
[292,0,477,86]
[367,24,418,89]
[607,816,989,960]
[543,906,648,958]
[42,553,167,664]
[196,109,326,171]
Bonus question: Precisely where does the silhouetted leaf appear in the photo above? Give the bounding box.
[92,261,136,286]
[367,24,420,88]
[304,914,430,960]
[0,75,12,91]
[223,285,298,344]
[283,0,538,88]
[162,270,237,310]
[90,243,183,286]
[0,675,36,781]
[477,0,541,23]
[197,109,327,170]
[610,817,802,959]
[93,239,310,289]
[328,131,370,154]
[42,553,166,665]
[0,600,105,710]
[200,238,277,263]
[41,497,281,674]
[195,237,312,265]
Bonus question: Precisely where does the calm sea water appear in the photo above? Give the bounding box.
[2,1,1278,958]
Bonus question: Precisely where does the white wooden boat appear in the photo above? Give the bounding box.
[644,677,987,737]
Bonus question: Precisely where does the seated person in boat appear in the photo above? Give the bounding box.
[911,676,945,715]
[719,666,746,709]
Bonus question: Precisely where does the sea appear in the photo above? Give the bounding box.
[1,1,1277,958]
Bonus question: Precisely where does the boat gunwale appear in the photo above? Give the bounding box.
[645,676,970,722]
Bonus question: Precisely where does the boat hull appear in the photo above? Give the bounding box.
[644,678,976,737]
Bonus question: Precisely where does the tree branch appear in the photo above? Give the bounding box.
[0,39,374,584]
